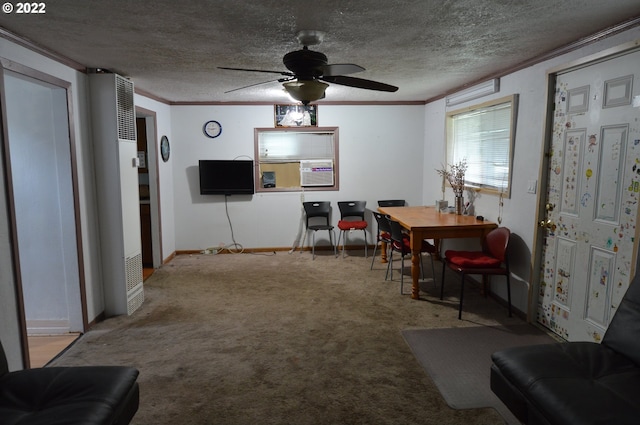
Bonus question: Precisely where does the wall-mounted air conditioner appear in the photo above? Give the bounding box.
[300,160,334,187]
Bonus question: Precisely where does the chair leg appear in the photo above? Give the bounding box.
[370,239,378,270]
[506,274,512,317]
[385,253,392,280]
[311,232,316,260]
[331,230,337,257]
[440,261,446,300]
[458,272,466,320]
[343,231,348,258]
[400,254,405,294]
[363,229,368,258]
[429,255,436,287]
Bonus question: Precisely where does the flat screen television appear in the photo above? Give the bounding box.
[199,159,255,195]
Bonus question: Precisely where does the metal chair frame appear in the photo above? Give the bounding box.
[302,201,336,260]
[386,218,436,294]
[336,201,368,258]
[441,227,512,319]
[370,212,392,270]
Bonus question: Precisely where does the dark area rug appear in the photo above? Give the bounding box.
[402,324,558,424]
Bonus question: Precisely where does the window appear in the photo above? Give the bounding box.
[446,94,518,196]
[254,127,339,192]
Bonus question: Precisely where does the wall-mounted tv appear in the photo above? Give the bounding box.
[199,159,255,195]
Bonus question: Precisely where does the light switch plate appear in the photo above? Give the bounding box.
[527,179,537,194]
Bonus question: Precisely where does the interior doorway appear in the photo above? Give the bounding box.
[1,66,86,367]
[135,109,162,275]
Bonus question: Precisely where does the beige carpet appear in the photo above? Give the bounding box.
[50,250,529,424]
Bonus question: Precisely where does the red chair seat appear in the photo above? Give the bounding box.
[338,220,367,230]
[395,237,435,253]
[445,250,502,268]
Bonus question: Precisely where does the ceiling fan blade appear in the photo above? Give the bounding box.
[218,67,294,77]
[224,77,294,94]
[321,64,365,76]
[321,75,398,92]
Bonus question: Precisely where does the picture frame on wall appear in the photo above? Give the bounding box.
[274,104,317,127]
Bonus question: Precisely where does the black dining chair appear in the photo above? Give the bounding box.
[302,201,336,260]
[370,212,393,270]
[377,199,406,207]
[386,217,437,294]
[336,201,368,258]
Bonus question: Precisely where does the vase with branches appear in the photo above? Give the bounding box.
[436,159,468,214]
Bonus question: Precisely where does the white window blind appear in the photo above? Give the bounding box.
[447,95,517,195]
[259,132,334,161]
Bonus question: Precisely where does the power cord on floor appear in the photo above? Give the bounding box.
[201,195,244,254]
[200,195,276,256]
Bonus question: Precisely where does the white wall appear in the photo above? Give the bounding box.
[170,104,426,251]
[423,27,640,313]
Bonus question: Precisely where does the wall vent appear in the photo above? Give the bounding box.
[300,160,334,186]
[115,75,136,141]
[125,253,144,315]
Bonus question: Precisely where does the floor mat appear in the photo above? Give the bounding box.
[402,324,557,424]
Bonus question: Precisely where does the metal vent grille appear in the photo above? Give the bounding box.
[127,285,144,315]
[115,75,136,141]
[125,253,143,293]
[125,253,144,315]
[300,160,334,186]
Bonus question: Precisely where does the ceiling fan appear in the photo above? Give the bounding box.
[219,30,398,104]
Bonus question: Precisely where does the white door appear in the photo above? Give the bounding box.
[537,48,640,342]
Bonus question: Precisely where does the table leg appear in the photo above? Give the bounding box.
[411,251,421,299]
[380,241,388,263]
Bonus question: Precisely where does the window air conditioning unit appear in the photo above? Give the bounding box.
[300,160,334,187]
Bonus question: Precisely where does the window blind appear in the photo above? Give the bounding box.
[448,100,513,193]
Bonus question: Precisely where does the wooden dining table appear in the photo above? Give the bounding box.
[377,206,498,300]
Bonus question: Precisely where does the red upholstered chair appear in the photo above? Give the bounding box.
[370,212,392,269]
[337,201,368,258]
[386,218,436,294]
[441,227,512,319]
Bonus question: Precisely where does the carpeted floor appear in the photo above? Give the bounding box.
[50,250,539,424]
[403,324,558,425]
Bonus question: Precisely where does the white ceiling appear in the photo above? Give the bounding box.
[1,0,639,104]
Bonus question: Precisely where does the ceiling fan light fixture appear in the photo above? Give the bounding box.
[283,80,329,104]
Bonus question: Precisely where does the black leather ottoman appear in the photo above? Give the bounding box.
[490,274,640,425]
[0,341,139,425]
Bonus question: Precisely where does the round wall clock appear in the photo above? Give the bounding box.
[203,120,222,138]
[160,135,170,162]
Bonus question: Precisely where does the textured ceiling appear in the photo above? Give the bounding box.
[1,0,640,103]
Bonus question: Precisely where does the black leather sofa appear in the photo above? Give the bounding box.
[0,339,139,425]
[490,274,640,425]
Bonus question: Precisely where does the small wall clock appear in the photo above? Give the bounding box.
[160,135,170,162]
[203,120,222,138]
